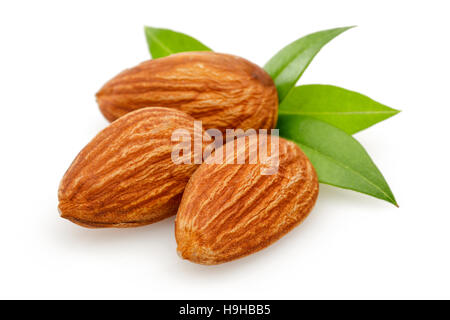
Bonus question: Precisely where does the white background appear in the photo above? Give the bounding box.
[1,0,449,299]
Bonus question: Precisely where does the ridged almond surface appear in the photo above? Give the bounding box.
[96,52,278,134]
[175,135,319,264]
[58,107,208,228]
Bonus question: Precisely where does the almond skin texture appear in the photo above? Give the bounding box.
[58,107,208,228]
[175,135,319,265]
[96,52,278,134]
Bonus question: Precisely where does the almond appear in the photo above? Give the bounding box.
[96,52,278,134]
[58,107,208,228]
[175,134,319,264]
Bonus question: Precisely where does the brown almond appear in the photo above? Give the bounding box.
[175,135,319,264]
[96,52,278,134]
[58,107,208,228]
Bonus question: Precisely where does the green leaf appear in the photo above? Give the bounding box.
[278,115,397,206]
[144,26,211,59]
[279,84,400,134]
[264,26,354,102]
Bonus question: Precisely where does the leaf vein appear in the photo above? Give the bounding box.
[298,143,395,203]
